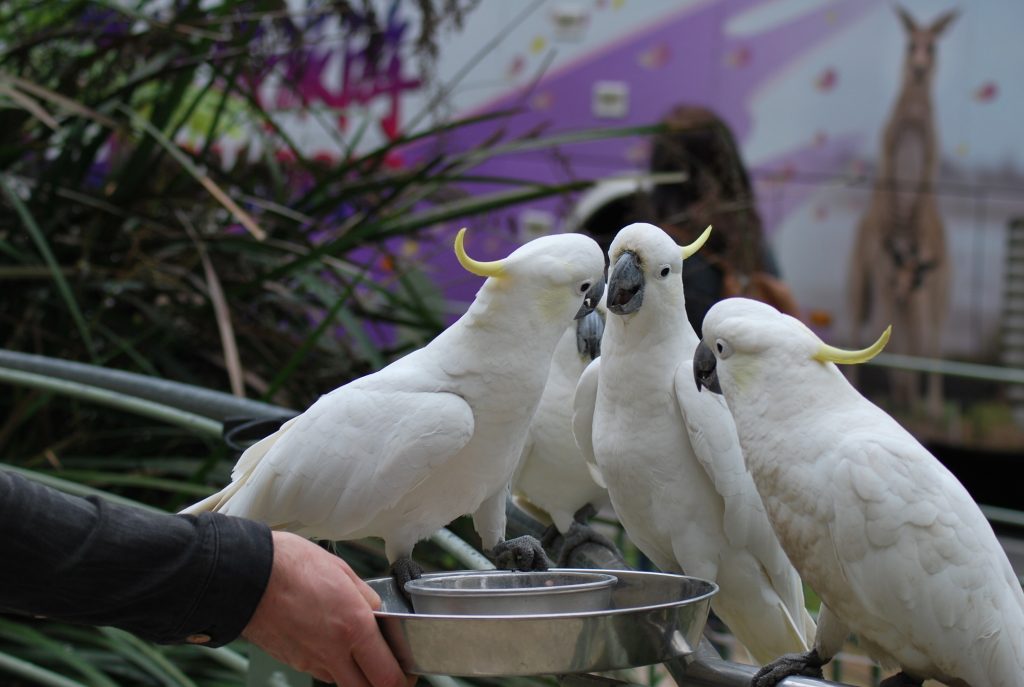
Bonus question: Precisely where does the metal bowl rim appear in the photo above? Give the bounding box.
[373,568,719,620]
[403,570,617,598]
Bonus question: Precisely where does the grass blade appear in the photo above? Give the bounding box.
[0,82,58,130]
[0,618,119,687]
[179,212,245,397]
[0,174,97,361]
[262,275,363,398]
[0,464,164,513]
[0,651,86,687]
[97,628,197,687]
[118,105,267,241]
[370,180,592,238]
[0,73,120,130]
[33,469,218,497]
[0,366,223,439]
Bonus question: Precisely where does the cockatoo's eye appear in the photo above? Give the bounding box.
[715,339,733,359]
[658,265,671,278]
[578,281,592,294]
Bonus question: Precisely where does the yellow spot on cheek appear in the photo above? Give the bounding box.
[728,358,757,397]
[538,289,568,322]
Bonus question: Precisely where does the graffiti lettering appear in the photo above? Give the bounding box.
[260,3,422,140]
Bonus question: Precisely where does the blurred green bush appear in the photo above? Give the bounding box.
[0,2,657,684]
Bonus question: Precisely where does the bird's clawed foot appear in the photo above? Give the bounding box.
[751,648,825,687]
[539,522,560,551]
[389,556,424,607]
[553,504,618,567]
[878,672,923,687]
[489,535,553,571]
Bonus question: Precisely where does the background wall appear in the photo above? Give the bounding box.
[237,0,1024,450]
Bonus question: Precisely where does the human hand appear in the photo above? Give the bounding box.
[243,531,415,687]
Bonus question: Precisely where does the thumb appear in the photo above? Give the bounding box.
[336,559,382,610]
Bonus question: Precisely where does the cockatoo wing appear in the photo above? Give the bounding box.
[179,416,305,515]
[674,363,813,648]
[510,432,534,490]
[230,415,301,481]
[827,431,1024,679]
[572,358,606,489]
[510,433,554,524]
[215,379,475,537]
[673,362,769,545]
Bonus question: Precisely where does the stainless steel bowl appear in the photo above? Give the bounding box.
[371,568,718,676]
[404,570,617,615]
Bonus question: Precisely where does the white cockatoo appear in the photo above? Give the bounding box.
[511,297,613,563]
[693,297,1024,687]
[182,228,607,589]
[573,222,816,665]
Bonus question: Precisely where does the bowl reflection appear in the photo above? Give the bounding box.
[403,570,618,615]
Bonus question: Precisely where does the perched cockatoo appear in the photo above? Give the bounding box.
[693,297,1024,687]
[182,228,607,590]
[511,298,613,564]
[573,222,816,665]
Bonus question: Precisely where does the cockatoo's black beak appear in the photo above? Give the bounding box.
[607,250,644,315]
[576,308,605,360]
[574,279,605,320]
[693,340,722,394]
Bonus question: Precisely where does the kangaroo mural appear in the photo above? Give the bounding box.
[847,6,958,418]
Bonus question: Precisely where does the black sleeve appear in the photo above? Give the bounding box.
[0,470,273,647]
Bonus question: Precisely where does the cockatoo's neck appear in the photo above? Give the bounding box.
[726,361,867,459]
[548,323,590,382]
[422,282,573,416]
[452,279,575,364]
[605,293,699,357]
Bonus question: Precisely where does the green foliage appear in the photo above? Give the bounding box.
[0,1,656,685]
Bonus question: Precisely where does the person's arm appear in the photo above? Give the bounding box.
[0,469,271,646]
[0,470,413,687]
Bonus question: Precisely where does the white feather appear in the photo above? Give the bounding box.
[574,223,816,665]
[700,296,1024,685]
[181,232,607,566]
[513,306,610,533]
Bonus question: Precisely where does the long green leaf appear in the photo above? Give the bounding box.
[263,275,363,398]
[0,650,86,687]
[0,73,120,130]
[266,175,589,283]
[381,123,663,222]
[361,179,592,247]
[197,60,244,163]
[0,464,165,513]
[0,618,119,687]
[118,104,267,241]
[198,646,248,675]
[0,366,222,438]
[35,469,217,497]
[97,628,197,687]
[0,174,97,361]
[296,108,520,211]
[90,321,163,376]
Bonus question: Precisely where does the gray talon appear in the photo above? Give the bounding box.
[390,556,424,608]
[751,649,825,687]
[489,535,553,571]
